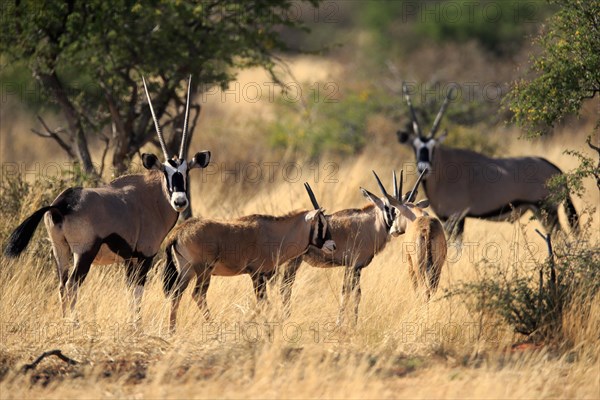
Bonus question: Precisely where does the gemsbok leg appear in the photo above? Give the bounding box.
[191,271,212,320]
[47,227,72,317]
[65,242,101,318]
[168,250,196,332]
[168,273,193,332]
[406,253,419,291]
[280,256,302,319]
[337,265,363,326]
[251,271,273,303]
[125,257,154,321]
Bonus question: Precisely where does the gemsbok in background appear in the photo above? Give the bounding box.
[281,170,427,325]
[396,84,578,239]
[373,169,447,301]
[162,183,335,331]
[3,76,211,319]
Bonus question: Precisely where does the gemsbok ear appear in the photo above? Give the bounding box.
[360,188,385,208]
[415,199,430,208]
[395,204,417,222]
[142,153,163,171]
[305,209,320,221]
[189,151,211,169]
[438,129,448,143]
[397,130,410,143]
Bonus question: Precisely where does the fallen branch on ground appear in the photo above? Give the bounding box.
[21,349,79,373]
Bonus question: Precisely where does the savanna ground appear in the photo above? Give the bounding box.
[1,32,600,400]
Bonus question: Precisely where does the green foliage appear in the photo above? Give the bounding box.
[0,0,320,173]
[546,136,600,203]
[266,86,386,158]
[507,0,600,200]
[442,125,504,157]
[416,0,548,55]
[508,0,600,134]
[264,80,501,158]
[349,0,548,59]
[446,222,600,342]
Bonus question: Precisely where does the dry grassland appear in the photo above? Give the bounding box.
[0,58,598,399]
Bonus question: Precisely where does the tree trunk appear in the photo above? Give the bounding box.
[105,90,131,176]
[37,72,97,178]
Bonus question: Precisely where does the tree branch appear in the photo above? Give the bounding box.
[21,349,79,372]
[30,116,76,159]
[580,88,600,100]
[36,71,97,177]
[587,135,600,189]
[587,136,600,154]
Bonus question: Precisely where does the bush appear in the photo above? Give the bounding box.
[415,0,551,55]
[265,80,503,158]
[266,85,390,158]
[1,165,97,258]
[446,218,600,343]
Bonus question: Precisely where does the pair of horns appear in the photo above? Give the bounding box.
[304,182,322,210]
[372,168,428,205]
[402,83,454,140]
[373,170,403,202]
[142,75,193,161]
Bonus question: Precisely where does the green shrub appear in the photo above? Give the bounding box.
[445,218,600,343]
[416,0,551,55]
[266,86,390,158]
[1,165,97,258]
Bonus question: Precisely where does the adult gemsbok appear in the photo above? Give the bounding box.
[373,169,447,301]
[3,76,211,319]
[396,83,578,239]
[162,183,336,331]
[281,170,428,325]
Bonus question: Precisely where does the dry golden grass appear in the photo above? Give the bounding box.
[1,58,599,399]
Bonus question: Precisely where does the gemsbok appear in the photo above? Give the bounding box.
[396,84,578,239]
[3,76,211,319]
[281,170,428,325]
[162,183,336,331]
[373,169,447,301]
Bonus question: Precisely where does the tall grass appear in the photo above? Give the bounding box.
[1,56,598,398]
[1,127,598,398]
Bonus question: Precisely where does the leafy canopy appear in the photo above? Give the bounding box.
[508,0,600,135]
[0,0,319,175]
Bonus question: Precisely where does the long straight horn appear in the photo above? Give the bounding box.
[396,170,404,201]
[407,168,428,203]
[372,170,389,197]
[430,87,454,138]
[142,76,170,160]
[392,170,398,200]
[304,182,320,210]
[179,75,192,160]
[403,82,423,138]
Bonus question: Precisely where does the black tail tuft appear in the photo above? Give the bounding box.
[565,196,579,232]
[4,206,55,258]
[163,241,179,296]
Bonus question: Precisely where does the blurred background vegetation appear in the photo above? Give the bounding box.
[0,0,599,371]
[0,0,597,185]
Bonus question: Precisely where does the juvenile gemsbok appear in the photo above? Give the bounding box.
[163,183,336,331]
[3,76,211,319]
[281,170,428,325]
[397,84,578,239]
[373,169,447,301]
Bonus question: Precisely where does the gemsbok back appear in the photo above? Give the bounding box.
[3,76,211,319]
[396,84,578,239]
[281,170,428,325]
[373,169,447,301]
[163,183,335,331]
